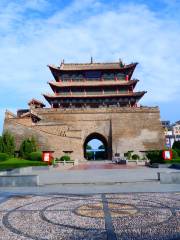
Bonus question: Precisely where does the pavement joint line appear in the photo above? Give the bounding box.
[102,193,117,240]
[38,180,158,186]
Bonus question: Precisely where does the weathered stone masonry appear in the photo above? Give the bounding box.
[4,106,164,160]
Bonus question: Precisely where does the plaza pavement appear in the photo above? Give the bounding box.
[0,193,179,240]
[0,163,180,239]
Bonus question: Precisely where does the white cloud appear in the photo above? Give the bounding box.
[0,0,180,109]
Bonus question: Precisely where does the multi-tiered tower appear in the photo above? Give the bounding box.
[44,60,146,108]
[4,59,164,160]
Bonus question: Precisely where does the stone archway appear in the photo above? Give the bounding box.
[83,132,109,160]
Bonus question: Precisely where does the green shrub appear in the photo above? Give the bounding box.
[1,131,15,156]
[60,155,71,161]
[28,152,42,161]
[0,153,9,161]
[146,150,164,164]
[172,141,180,150]
[172,149,178,159]
[132,154,140,160]
[124,151,134,160]
[173,148,180,157]
[86,151,93,160]
[19,137,38,159]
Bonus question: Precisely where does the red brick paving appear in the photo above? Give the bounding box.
[70,163,140,170]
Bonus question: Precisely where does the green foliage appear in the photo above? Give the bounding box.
[60,155,71,161]
[28,151,42,161]
[172,141,180,150]
[174,149,180,157]
[0,137,3,153]
[95,151,106,160]
[86,151,93,160]
[1,131,15,156]
[146,150,164,164]
[124,151,134,160]
[19,137,38,159]
[0,153,9,161]
[132,154,140,160]
[172,141,180,157]
[98,145,105,149]
[172,149,178,159]
[0,158,47,170]
[86,145,92,150]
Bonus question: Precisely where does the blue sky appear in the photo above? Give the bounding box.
[0,0,180,135]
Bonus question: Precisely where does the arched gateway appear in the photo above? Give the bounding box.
[83,132,109,160]
[3,59,164,161]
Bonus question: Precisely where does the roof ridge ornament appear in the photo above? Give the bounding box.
[60,59,65,66]
[119,58,124,68]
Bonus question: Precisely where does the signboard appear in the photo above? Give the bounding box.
[43,153,50,162]
[42,151,54,164]
[162,150,172,160]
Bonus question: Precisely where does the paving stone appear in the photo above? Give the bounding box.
[0,193,179,240]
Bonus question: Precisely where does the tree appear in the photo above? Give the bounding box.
[2,131,15,156]
[30,136,38,152]
[98,145,105,150]
[19,137,38,159]
[0,136,3,152]
[172,141,180,149]
[86,144,92,150]
[172,141,180,157]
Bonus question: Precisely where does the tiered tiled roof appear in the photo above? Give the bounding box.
[28,98,45,107]
[48,79,139,88]
[48,62,138,71]
[43,91,146,99]
[43,60,145,108]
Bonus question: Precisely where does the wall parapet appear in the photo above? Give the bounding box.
[33,106,159,115]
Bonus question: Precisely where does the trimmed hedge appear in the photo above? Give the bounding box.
[60,155,71,161]
[28,152,42,161]
[124,151,134,160]
[146,150,164,164]
[146,149,179,164]
[0,153,9,162]
[132,154,140,160]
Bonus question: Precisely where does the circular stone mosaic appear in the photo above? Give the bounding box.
[0,193,179,240]
[75,203,138,218]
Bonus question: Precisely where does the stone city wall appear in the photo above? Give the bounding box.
[3,107,164,160]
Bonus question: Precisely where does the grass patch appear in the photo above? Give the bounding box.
[0,158,48,171]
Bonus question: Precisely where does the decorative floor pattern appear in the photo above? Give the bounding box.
[0,193,179,240]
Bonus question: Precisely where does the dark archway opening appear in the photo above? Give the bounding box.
[84,133,108,160]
